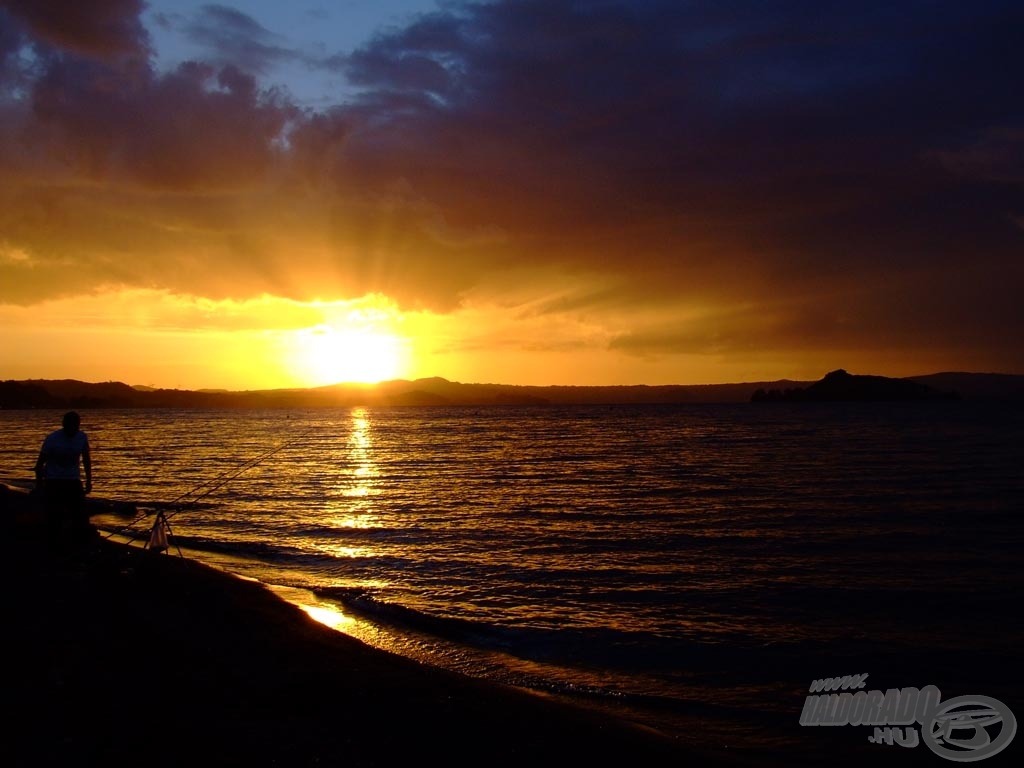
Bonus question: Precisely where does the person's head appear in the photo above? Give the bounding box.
[62,411,81,435]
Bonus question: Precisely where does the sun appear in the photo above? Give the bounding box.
[291,324,408,385]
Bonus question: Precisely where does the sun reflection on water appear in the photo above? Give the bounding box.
[324,407,383,548]
[300,603,356,631]
[265,585,357,631]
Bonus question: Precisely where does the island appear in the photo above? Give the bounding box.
[751,369,961,402]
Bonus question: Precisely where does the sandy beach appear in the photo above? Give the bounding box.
[2,484,1010,768]
[2,486,750,768]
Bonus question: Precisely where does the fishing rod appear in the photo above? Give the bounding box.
[109,425,320,552]
[165,429,317,517]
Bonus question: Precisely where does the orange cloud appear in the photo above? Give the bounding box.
[1,0,1022,384]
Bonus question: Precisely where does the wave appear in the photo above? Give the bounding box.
[316,586,510,644]
[311,585,890,678]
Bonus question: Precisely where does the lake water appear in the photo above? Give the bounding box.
[3,402,1022,754]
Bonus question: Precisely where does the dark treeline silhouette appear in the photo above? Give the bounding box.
[4,369,1020,410]
[1,377,801,409]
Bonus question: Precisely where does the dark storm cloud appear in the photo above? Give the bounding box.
[342,12,464,93]
[327,0,1023,363]
[0,2,299,303]
[25,56,294,189]
[337,0,1023,245]
[0,0,149,60]
[1,0,1022,369]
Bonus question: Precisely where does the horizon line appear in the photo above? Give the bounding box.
[6,369,1022,395]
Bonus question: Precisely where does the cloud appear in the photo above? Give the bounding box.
[181,4,301,75]
[935,123,1024,184]
[29,58,294,188]
[0,0,150,60]
[0,0,1022,371]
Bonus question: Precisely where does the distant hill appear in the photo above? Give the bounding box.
[906,372,1024,401]
[1,370,1021,410]
[752,369,961,402]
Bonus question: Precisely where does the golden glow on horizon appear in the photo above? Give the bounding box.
[280,298,413,386]
[0,286,971,390]
[1,1,1018,395]
[0,288,423,389]
[288,324,408,385]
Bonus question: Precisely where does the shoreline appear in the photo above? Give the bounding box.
[2,500,754,767]
[3,487,1014,767]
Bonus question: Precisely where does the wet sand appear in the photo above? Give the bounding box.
[2,486,1007,767]
[1,489,746,767]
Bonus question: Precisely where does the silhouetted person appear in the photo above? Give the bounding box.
[35,411,93,544]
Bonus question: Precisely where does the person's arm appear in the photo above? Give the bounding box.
[82,439,92,495]
[34,443,47,484]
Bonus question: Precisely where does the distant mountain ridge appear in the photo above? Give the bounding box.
[1,371,1022,410]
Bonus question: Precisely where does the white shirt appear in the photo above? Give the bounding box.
[40,429,90,480]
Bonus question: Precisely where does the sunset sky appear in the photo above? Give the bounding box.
[1,0,1021,390]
